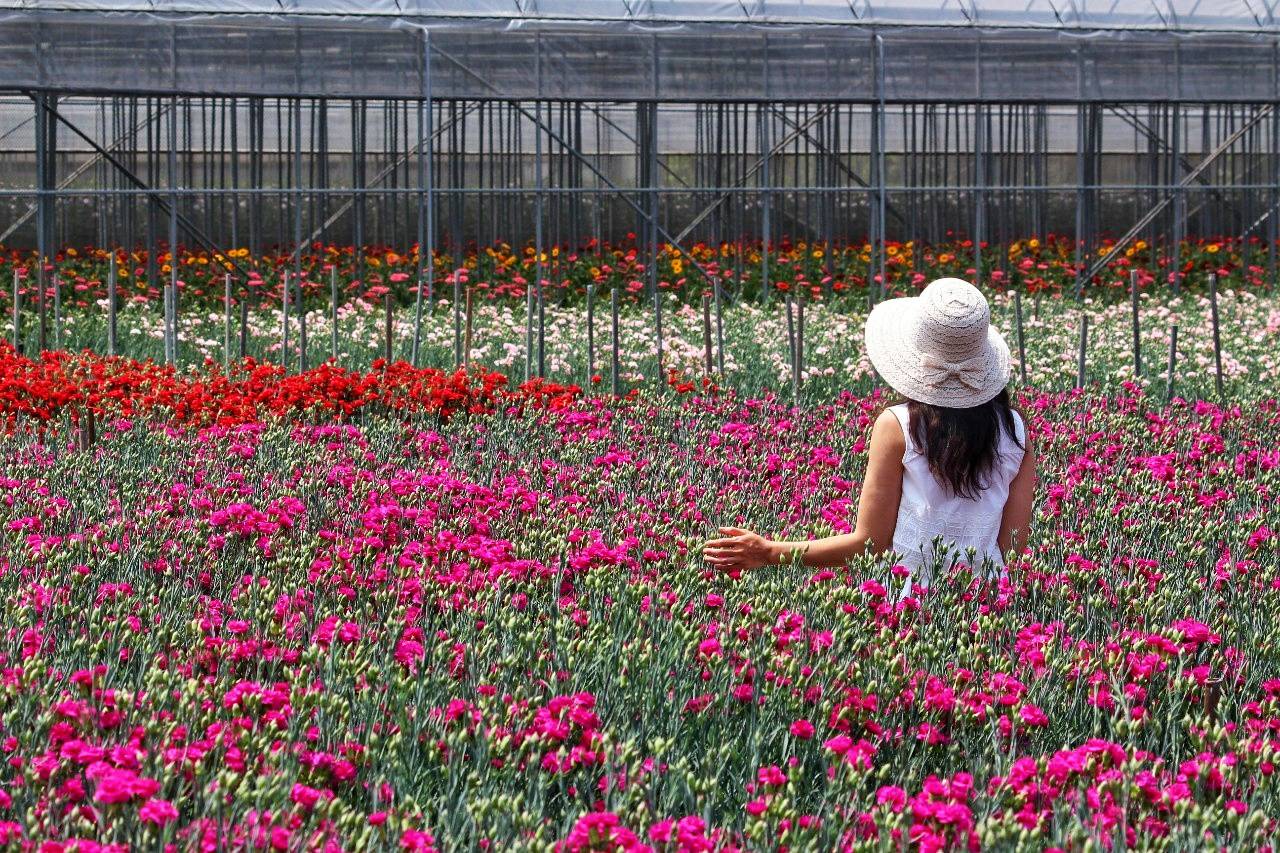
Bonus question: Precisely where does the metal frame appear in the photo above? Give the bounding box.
[2,8,1279,369]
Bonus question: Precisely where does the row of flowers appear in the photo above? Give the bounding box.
[1,233,1274,311]
[0,343,581,430]
[26,284,1280,401]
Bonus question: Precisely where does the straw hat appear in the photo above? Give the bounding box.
[864,277,1011,408]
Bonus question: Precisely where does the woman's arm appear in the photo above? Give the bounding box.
[702,409,904,571]
[997,431,1037,557]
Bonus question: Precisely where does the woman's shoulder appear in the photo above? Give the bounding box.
[872,403,913,462]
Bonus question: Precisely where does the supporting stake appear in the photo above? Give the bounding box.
[281,270,290,371]
[784,290,797,397]
[1130,269,1141,378]
[1209,272,1223,398]
[1166,323,1179,401]
[52,274,61,351]
[11,270,20,353]
[384,291,394,364]
[107,264,118,358]
[298,272,307,373]
[1076,312,1088,390]
[524,281,533,382]
[330,266,339,363]
[586,283,596,390]
[701,291,713,378]
[453,276,462,369]
[713,276,724,374]
[538,283,546,380]
[796,289,805,394]
[223,273,231,369]
[239,297,248,361]
[610,284,620,396]
[1013,290,1027,384]
[463,286,474,370]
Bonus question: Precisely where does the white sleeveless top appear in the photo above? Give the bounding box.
[886,402,1026,590]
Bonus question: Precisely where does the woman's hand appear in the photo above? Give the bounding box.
[701,527,778,572]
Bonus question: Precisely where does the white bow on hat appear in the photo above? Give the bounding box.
[919,353,988,390]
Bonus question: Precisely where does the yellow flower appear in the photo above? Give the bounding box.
[66,248,78,257]
[812,250,824,260]
[118,268,129,279]
[1206,243,1220,254]
[886,245,899,257]
[1028,238,1040,249]
[1135,240,1147,251]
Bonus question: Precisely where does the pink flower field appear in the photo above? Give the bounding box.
[0,385,1278,850]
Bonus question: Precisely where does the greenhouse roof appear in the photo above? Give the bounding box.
[2,0,1277,31]
[1,0,1277,101]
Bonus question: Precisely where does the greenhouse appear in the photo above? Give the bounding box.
[0,0,1277,361]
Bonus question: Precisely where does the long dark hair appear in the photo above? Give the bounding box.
[901,388,1023,499]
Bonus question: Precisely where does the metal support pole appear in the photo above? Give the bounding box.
[1166,324,1178,400]
[533,37,547,380]
[875,34,888,300]
[759,99,771,306]
[973,42,986,288]
[1074,100,1086,300]
[1172,103,1183,296]
[35,94,48,353]
[293,98,306,373]
[412,29,432,365]
[167,95,179,365]
[649,101,662,389]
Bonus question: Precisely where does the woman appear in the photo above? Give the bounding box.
[702,277,1037,593]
